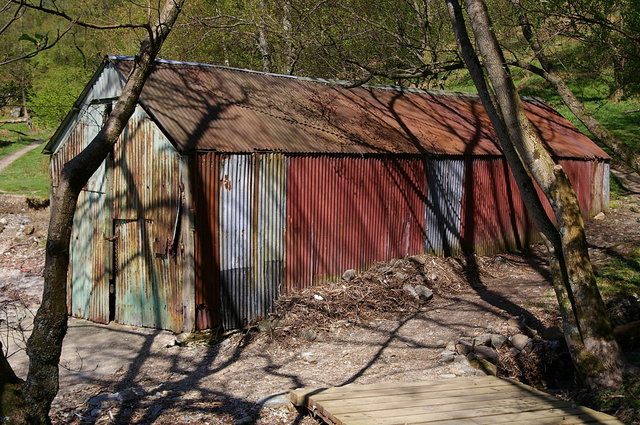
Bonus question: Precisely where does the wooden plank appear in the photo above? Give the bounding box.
[290,378,623,425]
[291,376,498,404]
[321,389,530,414]
[292,376,510,404]
[328,396,566,418]
[342,400,585,425]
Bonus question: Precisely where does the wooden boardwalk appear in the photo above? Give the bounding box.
[290,376,622,425]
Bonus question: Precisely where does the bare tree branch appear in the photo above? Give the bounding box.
[11,0,151,31]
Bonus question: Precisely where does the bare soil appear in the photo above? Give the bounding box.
[0,170,639,425]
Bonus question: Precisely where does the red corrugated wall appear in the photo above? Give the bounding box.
[460,157,605,254]
[284,156,427,291]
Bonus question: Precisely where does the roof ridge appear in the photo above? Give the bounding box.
[107,55,490,100]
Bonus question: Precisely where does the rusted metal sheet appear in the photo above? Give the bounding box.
[192,152,221,330]
[425,158,465,255]
[192,153,286,330]
[218,154,254,328]
[114,58,609,160]
[254,153,286,323]
[284,156,426,291]
[460,158,537,255]
[50,104,107,192]
[115,219,182,329]
[69,189,109,323]
[556,159,594,217]
[56,104,109,322]
[111,106,183,331]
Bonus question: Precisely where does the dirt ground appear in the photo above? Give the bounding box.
[1,169,639,425]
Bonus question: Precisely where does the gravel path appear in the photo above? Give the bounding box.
[0,140,43,173]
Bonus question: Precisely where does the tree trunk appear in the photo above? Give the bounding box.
[0,1,184,424]
[445,0,586,379]
[257,0,272,72]
[447,0,625,390]
[513,3,640,175]
[282,0,295,74]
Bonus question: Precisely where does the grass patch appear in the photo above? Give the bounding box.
[0,120,49,143]
[444,70,640,156]
[591,374,640,425]
[595,244,640,299]
[0,146,50,198]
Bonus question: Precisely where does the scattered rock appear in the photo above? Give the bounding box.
[511,334,532,351]
[90,409,102,417]
[455,341,473,356]
[259,394,292,409]
[395,272,408,281]
[24,226,35,235]
[429,273,438,281]
[414,285,433,302]
[342,269,357,281]
[403,284,418,297]
[438,355,455,364]
[440,350,456,357]
[445,341,456,352]
[473,334,492,347]
[473,345,499,364]
[490,334,507,348]
[593,212,606,220]
[439,374,457,379]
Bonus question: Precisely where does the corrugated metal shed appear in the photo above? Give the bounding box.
[48,56,612,332]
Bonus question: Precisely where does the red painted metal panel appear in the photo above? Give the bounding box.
[284,156,427,291]
[460,158,608,255]
[556,159,595,218]
[460,158,538,255]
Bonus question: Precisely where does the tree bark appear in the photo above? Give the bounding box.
[0,1,184,424]
[257,0,272,72]
[447,0,625,390]
[513,3,640,175]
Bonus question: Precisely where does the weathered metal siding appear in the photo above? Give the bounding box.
[284,156,426,291]
[192,153,286,330]
[460,157,537,255]
[69,189,109,322]
[603,162,610,212]
[424,158,465,256]
[556,159,609,218]
[111,106,184,331]
[52,104,110,322]
[192,152,221,330]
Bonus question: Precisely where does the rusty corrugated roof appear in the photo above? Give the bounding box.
[113,57,608,158]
